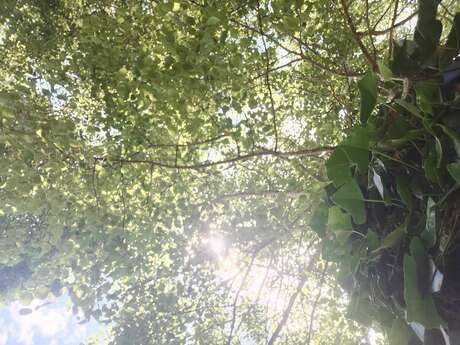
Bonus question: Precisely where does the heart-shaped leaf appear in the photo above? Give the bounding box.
[372,226,405,253]
[331,179,366,224]
[367,229,380,252]
[347,294,374,326]
[441,13,460,66]
[389,318,411,345]
[326,147,353,187]
[439,124,460,158]
[378,61,393,81]
[358,72,378,125]
[310,202,328,238]
[327,206,353,231]
[404,246,445,329]
[447,162,460,184]
[326,128,371,187]
[396,176,413,209]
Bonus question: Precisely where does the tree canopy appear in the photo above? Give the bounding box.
[0,0,459,344]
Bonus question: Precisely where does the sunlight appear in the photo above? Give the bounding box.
[214,248,292,314]
[207,236,226,257]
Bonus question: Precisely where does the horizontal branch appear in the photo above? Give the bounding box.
[249,58,303,83]
[214,190,306,202]
[98,146,335,170]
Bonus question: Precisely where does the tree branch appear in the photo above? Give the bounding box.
[213,190,306,203]
[357,10,418,37]
[267,251,319,345]
[249,58,303,83]
[256,0,278,151]
[97,146,335,170]
[340,0,379,72]
[306,263,328,345]
[388,0,400,59]
[231,18,363,77]
[226,239,274,345]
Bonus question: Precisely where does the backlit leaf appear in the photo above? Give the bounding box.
[358,72,378,125]
[331,179,366,224]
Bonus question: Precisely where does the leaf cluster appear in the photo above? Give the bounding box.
[311,3,460,344]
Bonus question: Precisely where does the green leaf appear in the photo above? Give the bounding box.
[310,202,328,238]
[367,229,380,252]
[410,237,437,307]
[372,226,405,253]
[347,294,374,326]
[358,72,378,125]
[326,128,370,187]
[439,124,460,158]
[447,162,460,184]
[19,291,34,305]
[282,16,298,32]
[172,2,181,11]
[431,134,443,169]
[389,317,411,345]
[391,39,419,76]
[322,237,347,262]
[35,286,50,300]
[404,253,445,329]
[378,61,393,81]
[331,179,366,224]
[441,13,460,66]
[325,148,353,187]
[206,16,220,26]
[395,99,424,120]
[414,0,442,60]
[415,18,443,59]
[343,127,371,173]
[396,176,413,209]
[327,206,352,231]
[415,82,438,114]
[378,129,425,150]
[423,147,439,183]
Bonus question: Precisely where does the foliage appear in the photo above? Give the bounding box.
[0,0,459,344]
[311,2,460,344]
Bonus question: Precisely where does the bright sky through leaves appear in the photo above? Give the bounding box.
[0,0,458,344]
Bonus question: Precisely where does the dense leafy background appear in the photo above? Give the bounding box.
[0,0,458,344]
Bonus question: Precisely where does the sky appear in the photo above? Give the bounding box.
[0,295,107,345]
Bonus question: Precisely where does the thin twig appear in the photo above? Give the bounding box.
[357,10,418,37]
[231,18,363,77]
[388,0,400,59]
[365,0,378,59]
[256,0,278,151]
[249,58,303,83]
[226,240,274,345]
[92,158,101,208]
[306,263,328,345]
[267,250,319,345]
[340,0,379,72]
